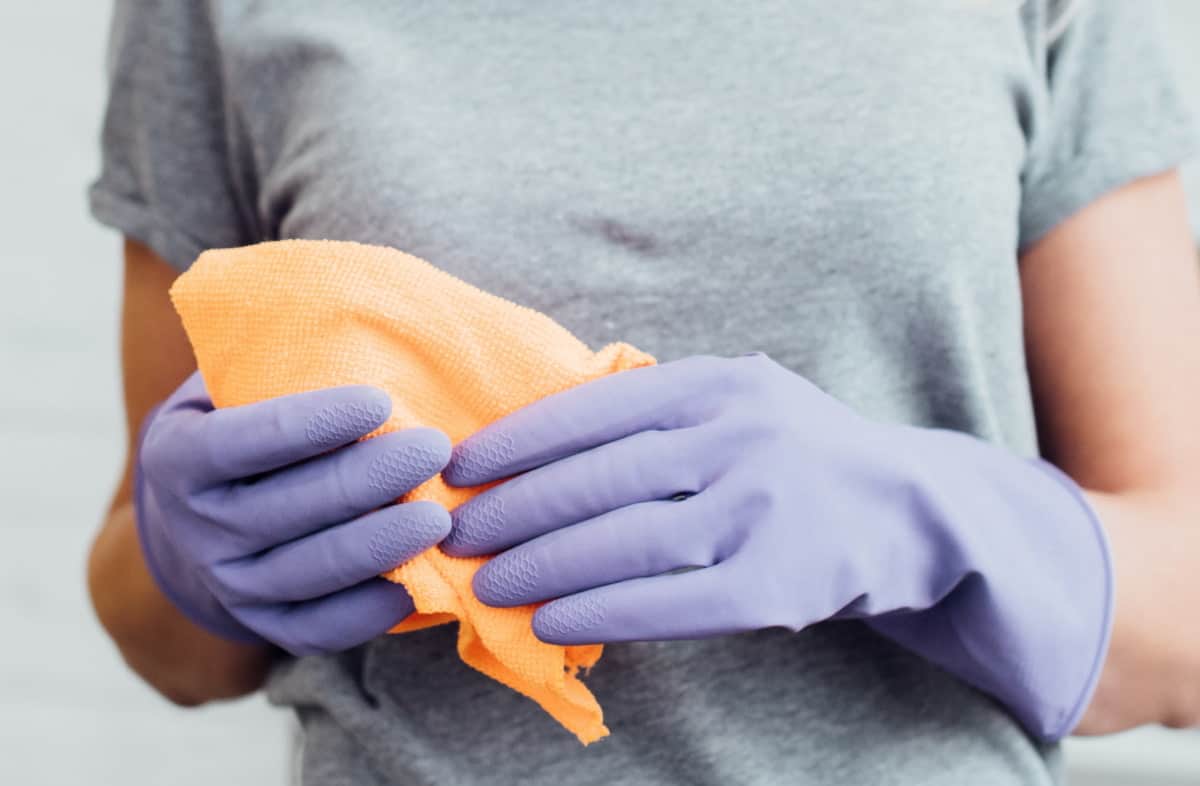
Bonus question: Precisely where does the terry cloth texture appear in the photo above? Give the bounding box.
[170,239,655,744]
[92,0,1196,783]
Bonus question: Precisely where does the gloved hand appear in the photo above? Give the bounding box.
[442,353,1114,741]
[135,372,451,656]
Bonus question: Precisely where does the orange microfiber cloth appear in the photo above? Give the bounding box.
[169,239,655,744]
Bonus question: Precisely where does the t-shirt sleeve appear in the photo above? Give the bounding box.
[1019,0,1198,250]
[88,0,255,272]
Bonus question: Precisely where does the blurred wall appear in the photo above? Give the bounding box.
[0,2,290,784]
[1167,1,1200,230]
[0,2,1196,785]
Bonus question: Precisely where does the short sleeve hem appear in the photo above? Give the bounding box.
[1019,131,1198,252]
[88,185,208,272]
[87,1,253,272]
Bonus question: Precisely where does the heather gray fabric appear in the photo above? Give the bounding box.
[90,1,1195,784]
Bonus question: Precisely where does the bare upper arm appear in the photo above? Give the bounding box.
[109,237,197,513]
[1020,170,1200,496]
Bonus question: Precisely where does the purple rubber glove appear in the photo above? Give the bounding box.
[442,353,1114,741]
[135,371,452,656]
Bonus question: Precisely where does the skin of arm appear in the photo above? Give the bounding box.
[87,238,275,706]
[1020,170,1200,733]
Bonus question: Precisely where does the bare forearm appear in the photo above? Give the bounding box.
[1017,171,1200,734]
[87,500,274,705]
[1076,490,1200,733]
[87,238,273,704]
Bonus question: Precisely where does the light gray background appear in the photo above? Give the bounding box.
[0,2,1196,784]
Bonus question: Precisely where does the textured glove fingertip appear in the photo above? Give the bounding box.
[532,595,607,644]
[368,502,452,570]
[443,430,517,487]
[443,495,506,557]
[305,390,392,450]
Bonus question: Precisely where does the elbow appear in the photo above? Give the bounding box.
[145,675,211,709]
[86,514,270,707]
[1078,490,1200,732]
[1160,660,1200,729]
[86,540,207,708]
[111,629,269,710]
[162,692,206,709]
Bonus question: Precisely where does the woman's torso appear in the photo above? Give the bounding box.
[216,2,1058,782]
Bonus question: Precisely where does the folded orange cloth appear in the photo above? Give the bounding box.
[169,239,655,744]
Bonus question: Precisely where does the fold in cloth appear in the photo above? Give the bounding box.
[169,239,655,744]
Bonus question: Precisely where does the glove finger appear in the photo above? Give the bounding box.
[472,496,719,607]
[443,359,713,488]
[443,426,712,557]
[530,564,743,645]
[194,384,393,483]
[214,427,450,552]
[235,578,415,657]
[159,370,212,414]
[211,501,450,604]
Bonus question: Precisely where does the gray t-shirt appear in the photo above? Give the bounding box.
[90,1,1195,784]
